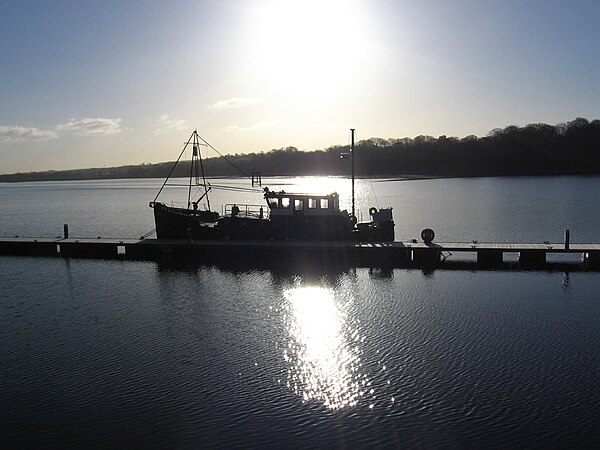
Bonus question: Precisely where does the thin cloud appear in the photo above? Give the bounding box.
[57,118,123,136]
[226,119,290,133]
[208,97,263,111]
[155,114,187,133]
[0,125,58,142]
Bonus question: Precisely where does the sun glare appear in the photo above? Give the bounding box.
[244,0,372,101]
[282,285,367,409]
[277,176,349,195]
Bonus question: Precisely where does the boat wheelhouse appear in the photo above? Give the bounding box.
[262,189,353,240]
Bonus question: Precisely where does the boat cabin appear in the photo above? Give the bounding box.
[261,189,353,240]
[264,190,343,217]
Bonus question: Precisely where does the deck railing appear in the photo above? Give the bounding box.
[224,204,268,219]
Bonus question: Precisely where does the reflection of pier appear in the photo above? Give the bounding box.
[2,237,600,271]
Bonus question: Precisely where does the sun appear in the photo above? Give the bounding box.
[242,0,373,102]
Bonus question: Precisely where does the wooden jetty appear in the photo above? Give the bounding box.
[1,236,600,271]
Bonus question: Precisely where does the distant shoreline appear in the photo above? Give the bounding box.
[2,173,599,184]
[2,118,599,183]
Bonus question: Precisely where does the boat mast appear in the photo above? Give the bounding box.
[351,128,355,221]
[196,131,211,211]
[153,131,196,203]
[187,133,196,208]
[187,130,212,211]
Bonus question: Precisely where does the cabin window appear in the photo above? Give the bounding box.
[294,199,304,211]
[320,198,329,209]
[308,198,317,209]
[267,197,279,208]
[281,197,290,208]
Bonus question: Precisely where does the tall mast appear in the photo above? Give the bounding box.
[187,132,196,208]
[351,128,355,220]
[154,131,195,204]
[196,131,211,211]
[187,130,212,211]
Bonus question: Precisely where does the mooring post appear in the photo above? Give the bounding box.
[565,229,570,250]
[63,224,69,239]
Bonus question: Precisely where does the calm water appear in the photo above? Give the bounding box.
[1,177,600,448]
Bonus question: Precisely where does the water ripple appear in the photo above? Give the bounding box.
[2,258,600,447]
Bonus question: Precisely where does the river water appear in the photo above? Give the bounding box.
[1,176,600,448]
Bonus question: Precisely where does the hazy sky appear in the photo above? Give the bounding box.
[2,0,600,173]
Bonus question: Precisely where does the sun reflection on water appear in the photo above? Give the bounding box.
[283,285,366,409]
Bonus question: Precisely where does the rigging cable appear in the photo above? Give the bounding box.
[208,183,264,193]
[196,133,253,180]
[154,130,263,206]
[153,132,196,202]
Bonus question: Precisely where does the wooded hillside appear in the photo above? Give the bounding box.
[2,118,599,182]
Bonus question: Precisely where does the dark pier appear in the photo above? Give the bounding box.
[2,237,600,271]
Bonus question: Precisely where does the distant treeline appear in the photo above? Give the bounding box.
[2,117,599,182]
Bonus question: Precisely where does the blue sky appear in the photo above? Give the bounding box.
[1,0,600,173]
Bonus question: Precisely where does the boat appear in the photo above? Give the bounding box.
[150,130,394,242]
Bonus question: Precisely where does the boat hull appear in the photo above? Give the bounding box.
[153,205,394,242]
[217,215,355,241]
[152,203,222,239]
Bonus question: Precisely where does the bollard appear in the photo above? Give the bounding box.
[564,229,570,250]
[63,224,69,239]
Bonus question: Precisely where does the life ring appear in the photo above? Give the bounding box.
[421,228,435,244]
[369,207,378,216]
